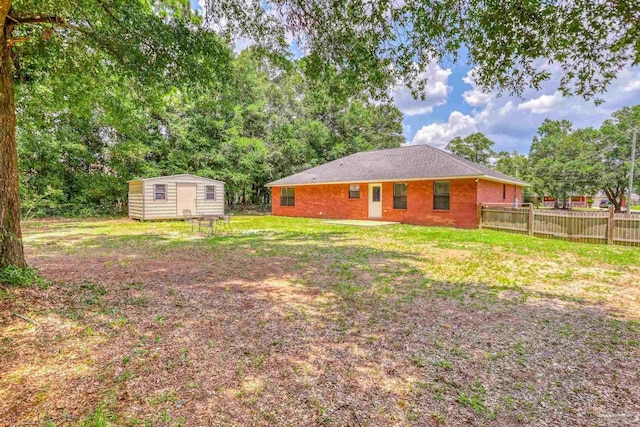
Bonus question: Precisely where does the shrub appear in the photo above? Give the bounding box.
[0,266,48,288]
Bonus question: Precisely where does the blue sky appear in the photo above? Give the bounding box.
[394,60,640,154]
[190,0,640,154]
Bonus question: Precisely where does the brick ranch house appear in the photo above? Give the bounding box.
[267,145,526,228]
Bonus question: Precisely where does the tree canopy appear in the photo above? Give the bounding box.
[445,132,495,166]
[17,48,404,217]
[597,106,640,210]
[1,0,232,267]
[526,113,639,211]
[205,0,640,101]
[494,151,531,183]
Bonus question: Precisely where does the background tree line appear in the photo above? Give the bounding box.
[445,106,640,212]
[17,48,403,217]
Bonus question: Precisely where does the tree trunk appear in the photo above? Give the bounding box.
[604,187,623,213]
[0,7,27,269]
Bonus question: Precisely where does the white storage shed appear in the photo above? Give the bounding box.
[128,174,225,220]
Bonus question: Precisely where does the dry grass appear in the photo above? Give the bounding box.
[1,216,639,426]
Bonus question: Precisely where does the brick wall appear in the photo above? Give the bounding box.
[271,183,369,220]
[271,178,481,228]
[378,179,479,228]
[476,180,523,206]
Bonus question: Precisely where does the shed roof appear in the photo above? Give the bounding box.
[127,174,224,184]
[267,144,527,187]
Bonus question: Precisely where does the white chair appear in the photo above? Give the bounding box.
[183,210,196,232]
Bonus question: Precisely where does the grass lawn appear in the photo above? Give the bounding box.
[1,216,639,426]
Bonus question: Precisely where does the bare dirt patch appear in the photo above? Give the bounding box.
[1,218,639,426]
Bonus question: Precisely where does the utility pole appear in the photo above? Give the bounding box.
[628,127,637,217]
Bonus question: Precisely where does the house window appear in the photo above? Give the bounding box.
[280,187,295,206]
[503,184,506,200]
[154,184,167,201]
[433,181,450,210]
[393,183,407,209]
[349,184,360,199]
[205,185,216,200]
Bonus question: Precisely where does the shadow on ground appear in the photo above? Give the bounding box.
[1,221,638,426]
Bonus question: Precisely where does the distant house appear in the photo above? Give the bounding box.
[542,195,590,208]
[266,145,526,228]
[128,174,225,220]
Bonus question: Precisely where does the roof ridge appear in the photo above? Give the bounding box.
[353,144,434,155]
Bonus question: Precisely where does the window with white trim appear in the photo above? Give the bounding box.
[205,185,216,200]
[433,181,450,210]
[348,184,360,199]
[154,184,167,201]
[393,183,407,209]
[280,187,295,206]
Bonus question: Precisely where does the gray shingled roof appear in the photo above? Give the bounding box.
[267,144,527,187]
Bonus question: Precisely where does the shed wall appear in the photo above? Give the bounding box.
[140,177,225,219]
[194,184,225,216]
[128,181,144,219]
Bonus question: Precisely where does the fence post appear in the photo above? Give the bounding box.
[607,206,615,244]
[528,204,534,236]
[477,203,483,229]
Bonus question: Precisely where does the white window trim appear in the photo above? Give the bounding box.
[154,184,167,201]
[205,185,216,200]
[433,181,450,211]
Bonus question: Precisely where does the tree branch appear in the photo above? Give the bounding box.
[11,15,64,25]
[7,36,29,45]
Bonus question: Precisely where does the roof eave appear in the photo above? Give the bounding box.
[267,175,527,187]
[127,174,225,184]
[479,175,529,186]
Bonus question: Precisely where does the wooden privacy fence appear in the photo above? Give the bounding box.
[478,204,640,246]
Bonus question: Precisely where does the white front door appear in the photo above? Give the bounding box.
[176,183,197,216]
[368,183,382,218]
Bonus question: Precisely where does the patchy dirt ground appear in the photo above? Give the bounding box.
[1,217,639,426]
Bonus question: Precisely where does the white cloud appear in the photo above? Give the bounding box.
[462,69,491,106]
[411,111,477,149]
[517,91,562,114]
[462,88,491,107]
[624,79,640,91]
[391,62,451,116]
[409,63,640,153]
[499,101,514,116]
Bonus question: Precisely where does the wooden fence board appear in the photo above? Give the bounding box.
[613,214,640,247]
[479,205,640,246]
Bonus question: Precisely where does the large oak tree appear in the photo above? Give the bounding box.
[597,105,640,212]
[529,119,601,208]
[0,0,230,268]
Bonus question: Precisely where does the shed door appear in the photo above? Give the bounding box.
[368,183,382,218]
[176,183,197,216]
